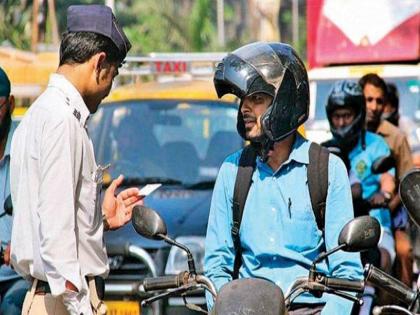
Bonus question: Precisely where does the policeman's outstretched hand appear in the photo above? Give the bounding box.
[102,175,143,230]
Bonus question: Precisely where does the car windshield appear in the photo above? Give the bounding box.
[312,77,420,122]
[88,99,243,185]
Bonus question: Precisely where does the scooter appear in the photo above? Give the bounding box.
[131,205,381,314]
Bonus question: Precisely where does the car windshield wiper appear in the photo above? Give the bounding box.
[186,180,216,190]
[120,177,183,186]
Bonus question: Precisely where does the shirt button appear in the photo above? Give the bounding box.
[271,207,276,212]
[272,256,277,261]
[270,237,275,243]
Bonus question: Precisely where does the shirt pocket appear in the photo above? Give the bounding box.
[79,168,100,229]
[282,208,321,252]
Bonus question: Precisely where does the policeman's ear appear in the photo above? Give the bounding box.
[8,95,15,114]
[93,52,108,84]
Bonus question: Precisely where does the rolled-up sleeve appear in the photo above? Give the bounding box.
[38,114,83,296]
[322,155,363,315]
[204,161,237,310]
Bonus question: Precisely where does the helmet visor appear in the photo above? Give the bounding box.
[233,42,286,92]
[214,42,287,98]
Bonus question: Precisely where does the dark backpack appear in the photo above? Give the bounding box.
[231,142,329,279]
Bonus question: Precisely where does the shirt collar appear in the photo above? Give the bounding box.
[350,131,370,156]
[287,133,310,165]
[256,133,310,172]
[48,74,91,127]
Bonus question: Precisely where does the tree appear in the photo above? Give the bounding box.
[0,0,259,55]
[0,0,32,50]
[116,0,218,53]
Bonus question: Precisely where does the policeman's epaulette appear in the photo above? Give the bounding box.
[73,109,81,122]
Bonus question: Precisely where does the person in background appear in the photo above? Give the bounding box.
[10,5,143,315]
[0,67,30,315]
[360,73,414,288]
[383,82,417,148]
[324,80,395,314]
[324,80,395,271]
[382,83,400,127]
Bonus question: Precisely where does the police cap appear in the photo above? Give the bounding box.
[67,5,132,57]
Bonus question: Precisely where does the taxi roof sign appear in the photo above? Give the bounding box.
[152,61,190,74]
[118,52,227,82]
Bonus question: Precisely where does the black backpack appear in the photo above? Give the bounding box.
[231,142,329,279]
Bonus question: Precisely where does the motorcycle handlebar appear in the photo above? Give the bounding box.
[364,264,417,306]
[324,277,364,293]
[143,272,187,292]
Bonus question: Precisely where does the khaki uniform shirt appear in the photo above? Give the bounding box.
[377,119,413,181]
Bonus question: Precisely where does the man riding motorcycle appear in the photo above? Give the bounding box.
[204,42,363,315]
[322,80,396,313]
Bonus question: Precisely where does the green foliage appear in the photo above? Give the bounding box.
[189,0,216,51]
[0,0,32,49]
[0,0,292,56]
[118,0,219,53]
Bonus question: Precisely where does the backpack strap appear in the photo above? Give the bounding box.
[307,142,330,232]
[231,145,257,279]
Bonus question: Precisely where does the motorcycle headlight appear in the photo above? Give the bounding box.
[165,236,205,275]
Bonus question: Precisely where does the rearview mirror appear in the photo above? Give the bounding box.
[131,205,198,275]
[131,205,167,240]
[338,216,380,252]
[371,155,395,174]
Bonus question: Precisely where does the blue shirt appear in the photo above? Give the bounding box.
[349,131,392,231]
[0,123,19,282]
[204,134,363,314]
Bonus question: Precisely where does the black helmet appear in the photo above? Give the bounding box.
[326,80,366,147]
[214,42,309,142]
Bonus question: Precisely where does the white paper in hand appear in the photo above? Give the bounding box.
[138,184,162,197]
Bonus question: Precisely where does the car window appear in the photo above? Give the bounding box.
[88,100,243,185]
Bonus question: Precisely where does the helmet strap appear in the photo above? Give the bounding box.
[260,137,274,162]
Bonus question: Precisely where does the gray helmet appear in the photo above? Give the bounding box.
[214,42,309,142]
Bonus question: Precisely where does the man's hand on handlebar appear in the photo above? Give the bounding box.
[368,191,391,209]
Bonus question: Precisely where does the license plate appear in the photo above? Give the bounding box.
[105,300,140,315]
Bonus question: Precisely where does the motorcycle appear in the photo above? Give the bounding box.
[131,205,381,314]
[361,168,420,315]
